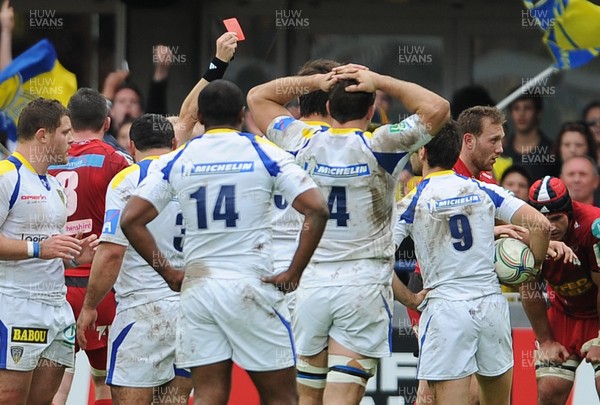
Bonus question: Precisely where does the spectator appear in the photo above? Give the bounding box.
[582,101,600,162]
[560,155,600,207]
[500,164,532,202]
[551,121,597,176]
[503,92,553,181]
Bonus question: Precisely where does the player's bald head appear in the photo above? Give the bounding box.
[198,80,244,130]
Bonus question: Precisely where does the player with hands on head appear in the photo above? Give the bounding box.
[248,62,449,404]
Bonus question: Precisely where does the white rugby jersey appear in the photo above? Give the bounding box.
[0,152,68,305]
[267,114,432,286]
[99,157,183,312]
[394,171,525,301]
[267,121,330,273]
[135,129,318,278]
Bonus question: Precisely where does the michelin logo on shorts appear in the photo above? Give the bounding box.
[11,327,48,344]
[311,163,370,178]
[102,209,121,235]
[185,161,254,175]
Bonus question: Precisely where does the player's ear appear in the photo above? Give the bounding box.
[325,100,331,117]
[104,116,111,133]
[366,104,376,121]
[464,133,475,149]
[128,140,136,157]
[36,128,48,144]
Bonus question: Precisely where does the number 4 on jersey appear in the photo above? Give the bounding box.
[327,186,349,227]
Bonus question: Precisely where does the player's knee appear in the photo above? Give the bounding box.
[535,359,578,384]
[327,355,377,387]
[536,361,577,402]
[297,357,328,389]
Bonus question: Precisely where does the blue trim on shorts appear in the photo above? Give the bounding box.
[0,320,7,368]
[174,366,191,378]
[106,322,135,385]
[273,307,296,365]
[381,293,393,353]
[416,315,433,376]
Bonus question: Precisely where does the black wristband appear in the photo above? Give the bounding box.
[202,57,229,82]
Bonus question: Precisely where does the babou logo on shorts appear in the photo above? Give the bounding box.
[11,327,48,344]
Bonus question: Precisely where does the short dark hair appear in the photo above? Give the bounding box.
[424,120,461,169]
[198,80,244,129]
[507,87,543,112]
[68,88,108,132]
[129,114,174,151]
[328,79,375,124]
[457,106,505,137]
[499,164,532,186]
[17,98,70,141]
[297,59,340,118]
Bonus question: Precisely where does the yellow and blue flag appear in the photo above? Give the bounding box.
[524,0,600,69]
[0,39,76,151]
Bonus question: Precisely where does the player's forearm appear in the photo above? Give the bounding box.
[83,243,125,310]
[177,78,209,143]
[0,235,37,261]
[374,75,449,135]
[392,272,418,308]
[247,75,320,133]
[520,280,555,342]
[512,205,550,269]
[286,206,328,280]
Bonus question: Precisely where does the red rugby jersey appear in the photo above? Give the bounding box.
[453,157,497,184]
[49,139,130,277]
[541,200,600,319]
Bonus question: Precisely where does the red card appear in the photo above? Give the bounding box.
[223,18,245,41]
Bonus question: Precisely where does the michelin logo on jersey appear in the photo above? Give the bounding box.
[183,161,255,176]
[309,163,370,178]
[428,194,482,212]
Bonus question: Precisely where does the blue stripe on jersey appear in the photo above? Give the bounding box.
[357,132,370,149]
[273,116,296,131]
[238,132,281,177]
[373,152,409,175]
[106,321,135,385]
[161,142,192,181]
[48,154,106,170]
[136,160,153,186]
[6,156,21,210]
[0,320,7,368]
[471,177,505,208]
[273,307,296,365]
[399,177,430,224]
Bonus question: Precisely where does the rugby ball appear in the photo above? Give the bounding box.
[494,238,537,286]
